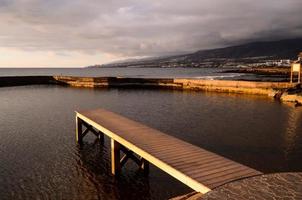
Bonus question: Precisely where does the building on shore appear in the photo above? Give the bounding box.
[290,52,302,83]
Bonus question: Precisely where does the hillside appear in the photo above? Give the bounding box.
[96,38,302,68]
[186,38,302,61]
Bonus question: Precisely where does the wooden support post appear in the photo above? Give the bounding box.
[80,120,105,144]
[76,116,83,144]
[140,158,149,175]
[98,131,104,144]
[119,146,149,174]
[111,139,121,175]
[120,154,129,167]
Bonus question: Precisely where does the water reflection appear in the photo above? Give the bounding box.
[284,105,302,159]
[76,137,152,200]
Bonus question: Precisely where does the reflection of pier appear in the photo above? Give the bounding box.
[284,106,302,157]
[75,109,262,194]
[75,140,151,200]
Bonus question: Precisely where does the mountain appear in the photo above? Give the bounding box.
[186,38,302,61]
[97,38,302,68]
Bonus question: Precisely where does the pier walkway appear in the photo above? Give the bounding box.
[75,109,262,194]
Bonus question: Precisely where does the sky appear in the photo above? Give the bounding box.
[0,0,302,68]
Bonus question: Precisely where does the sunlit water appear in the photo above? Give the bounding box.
[0,85,301,199]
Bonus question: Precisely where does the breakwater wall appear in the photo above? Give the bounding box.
[53,76,178,89]
[53,76,294,95]
[0,76,63,87]
[0,76,300,105]
[174,79,294,95]
[53,76,302,105]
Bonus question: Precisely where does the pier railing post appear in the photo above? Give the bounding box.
[76,116,83,144]
[111,139,121,175]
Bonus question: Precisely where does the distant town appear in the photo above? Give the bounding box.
[87,57,292,69]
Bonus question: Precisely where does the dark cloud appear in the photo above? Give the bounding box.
[0,0,301,58]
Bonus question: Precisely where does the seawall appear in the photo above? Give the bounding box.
[0,76,300,105]
[53,75,295,95]
[173,79,293,95]
[53,76,179,89]
[52,76,302,105]
[0,76,64,87]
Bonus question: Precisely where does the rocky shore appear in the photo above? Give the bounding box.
[0,76,301,106]
[279,84,302,106]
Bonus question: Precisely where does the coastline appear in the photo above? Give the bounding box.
[0,75,301,105]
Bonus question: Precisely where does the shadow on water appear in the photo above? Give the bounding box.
[75,137,152,200]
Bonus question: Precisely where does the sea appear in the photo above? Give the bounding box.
[0,67,300,199]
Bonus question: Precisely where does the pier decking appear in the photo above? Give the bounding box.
[75,109,262,194]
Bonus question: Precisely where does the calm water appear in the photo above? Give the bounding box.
[0,85,301,199]
[0,67,232,78]
[0,67,260,82]
[0,67,289,82]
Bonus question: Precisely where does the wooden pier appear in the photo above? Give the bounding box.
[75,109,262,194]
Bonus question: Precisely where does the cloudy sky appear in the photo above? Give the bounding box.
[0,0,301,67]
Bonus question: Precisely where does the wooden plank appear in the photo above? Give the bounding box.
[193,165,246,181]
[197,168,255,184]
[157,150,212,163]
[142,144,197,156]
[75,109,262,194]
[205,170,259,188]
[184,161,242,177]
[168,152,218,163]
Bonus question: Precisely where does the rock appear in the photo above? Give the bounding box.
[268,90,283,99]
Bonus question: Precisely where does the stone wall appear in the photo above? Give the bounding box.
[1,76,300,105]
